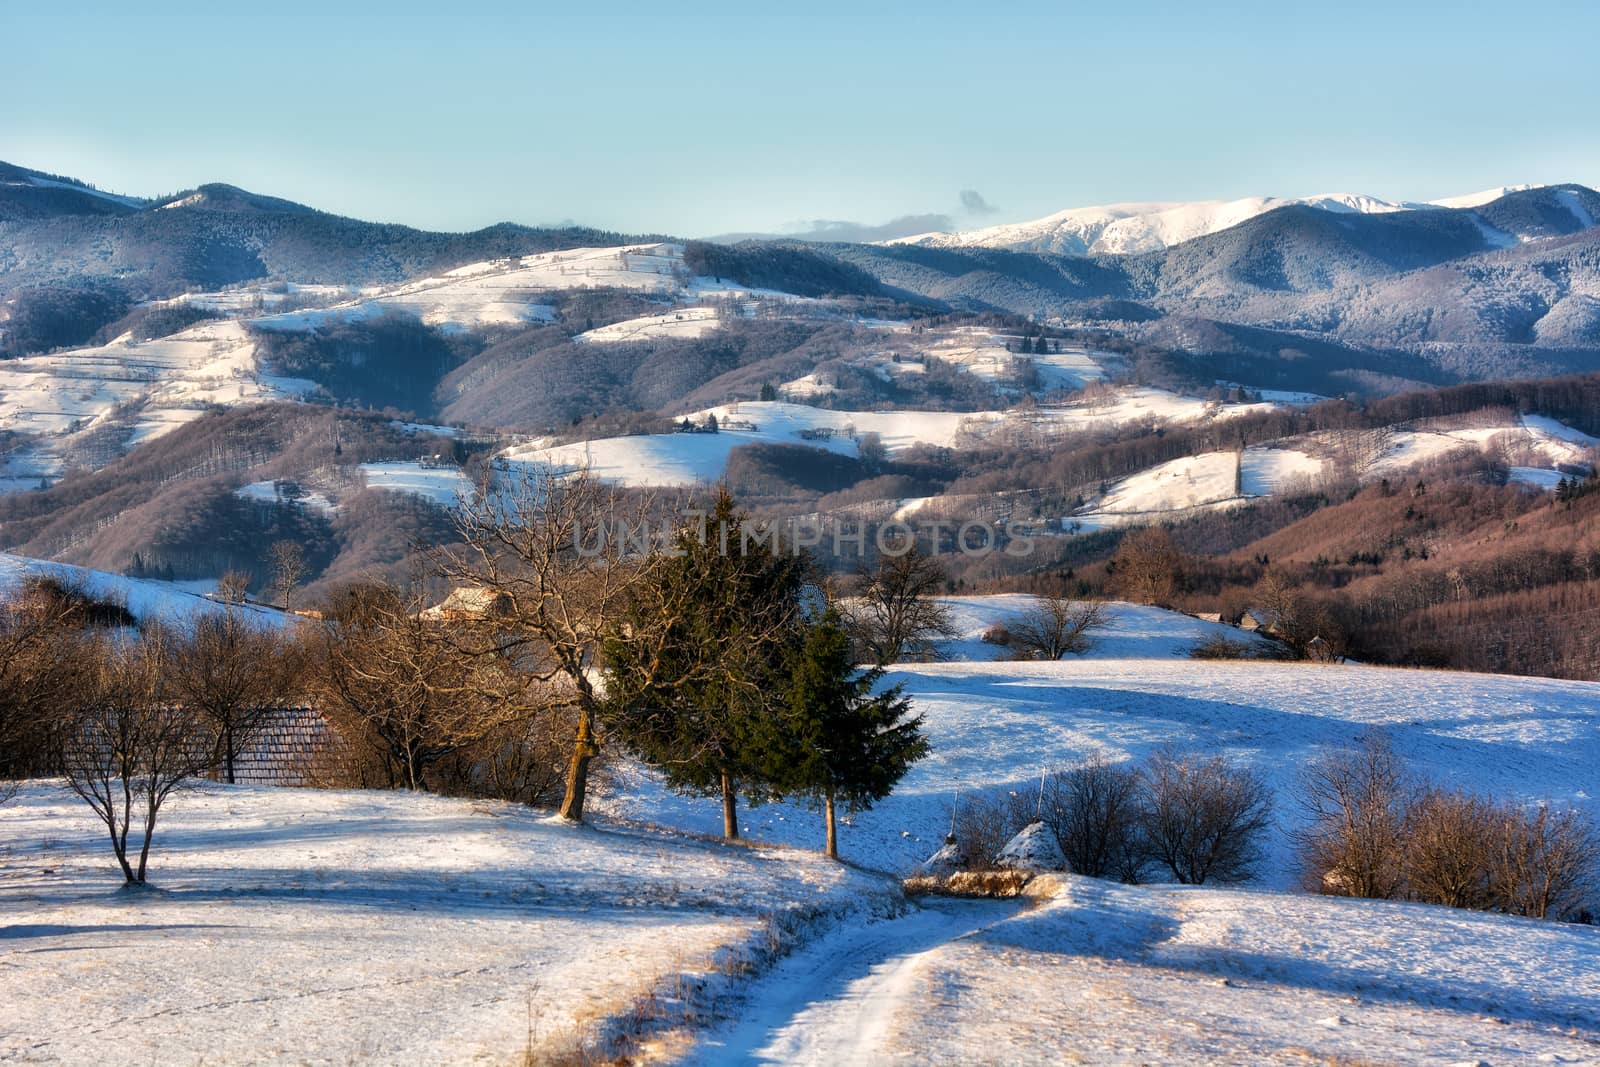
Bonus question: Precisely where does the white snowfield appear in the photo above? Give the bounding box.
[575,305,722,344]
[893,184,1548,255]
[0,785,892,1066]
[510,390,1273,488]
[689,880,1600,1066]
[0,552,290,629]
[1358,415,1597,482]
[358,460,475,508]
[252,244,689,334]
[0,319,319,491]
[1070,448,1324,531]
[606,598,1600,882]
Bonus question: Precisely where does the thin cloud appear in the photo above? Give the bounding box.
[960,189,998,215]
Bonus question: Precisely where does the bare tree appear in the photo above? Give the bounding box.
[1140,748,1271,884]
[1488,802,1598,921]
[1006,597,1109,660]
[1294,733,1409,899]
[1403,787,1494,910]
[308,581,504,791]
[1,583,84,800]
[1110,527,1185,608]
[216,571,251,605]
[844,546,956,664]
[168,609,303,783]
[60,629,205,885]
[1041,756,1145,881]
[437,467,659,821]
[268,540,308,613]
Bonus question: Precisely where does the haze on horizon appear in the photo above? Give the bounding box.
[4,0,1598,239]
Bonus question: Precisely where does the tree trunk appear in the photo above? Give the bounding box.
[224,723,236,785]
[558,705,598,822]
[721,769,739,840]
[825,790,838,860]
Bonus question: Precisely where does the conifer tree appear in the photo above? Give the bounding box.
[604,490,807,838]
[770,610,929,859]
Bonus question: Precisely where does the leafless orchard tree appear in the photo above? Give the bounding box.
[216,571,252,605]
[168,608,304,784]
[59,628,206,885]
[437,467,663,821]
[844,546,956,664]
[1040,755,1145,880]
[1006,597,1109,660]
[1110,527,1185,608]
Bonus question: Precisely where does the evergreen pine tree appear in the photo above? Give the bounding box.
[768,610,929,859]
[604,490,808,838]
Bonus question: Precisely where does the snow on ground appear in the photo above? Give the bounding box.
[234,479,337,513]
[691,879,1600,1066]
[1069,448,1323,531]
[157,282,352,314]
[251,244,690,334]
[576,305,721,344]
[0,553,290,628]
[510,390,1275,488]
[604,634,1600,880]
[1370,415,1597,480]
[358,461,474,508]
[0,319,313,439]
[0,784,892,1066]
[0,320,320,489]
[898,327,1107,390]
[930,595,1264,662]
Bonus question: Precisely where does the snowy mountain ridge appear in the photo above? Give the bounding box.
[892,185,1542,255]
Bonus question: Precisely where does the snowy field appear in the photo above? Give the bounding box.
[685,879,1600,1065]
[0,552,291,629]
[0,319,319,491]
[1070,448,1325,531]
[512,390,1274,488]
[604,599,1600,881]
[0,786,893,1066]
[358,461,475,507]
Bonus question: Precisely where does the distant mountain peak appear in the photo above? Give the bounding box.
[892,186,1552,256]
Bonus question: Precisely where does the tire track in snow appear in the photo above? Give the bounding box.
[692,898,1021,1066]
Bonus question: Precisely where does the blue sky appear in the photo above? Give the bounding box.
[4,1,1598,237]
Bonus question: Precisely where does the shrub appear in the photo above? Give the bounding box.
[1005,597,1108,660]
[1488,802,1598,921]
[948,787,1031,872]
[1402,787,1495,910]
[1140,748,1272,884]
[1040,756,1146,881]
[1293,733,1409,899]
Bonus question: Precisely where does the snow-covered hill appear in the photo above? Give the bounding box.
[604,600,1600,879]
[894,186,1542,255]
[0,785,892,1065]
[0,552,293,628]
[507,390,1273,488]
[0,319,318,492]
[695,876,1600,1065]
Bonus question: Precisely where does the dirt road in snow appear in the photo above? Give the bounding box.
[691,897,1021,1066]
